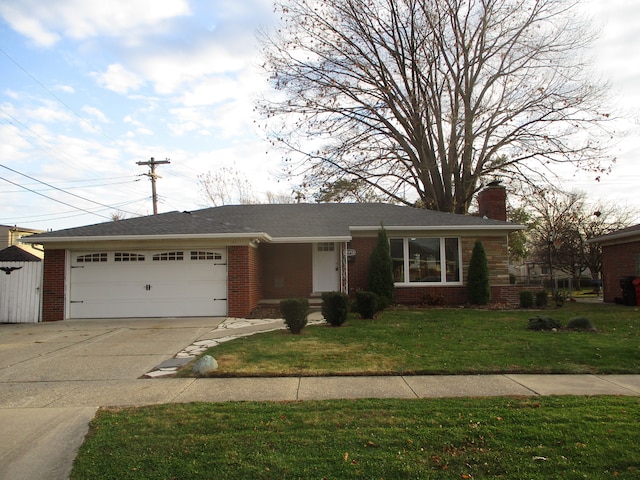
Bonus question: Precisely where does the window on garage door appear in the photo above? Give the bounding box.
[190,251,223,261]
[152,251,184,261]
[76,252,107,263]
[114,252,145,262]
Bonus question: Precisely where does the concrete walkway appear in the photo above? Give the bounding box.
[1,315,639,480]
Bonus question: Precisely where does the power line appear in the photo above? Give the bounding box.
[0,175,110,219]
[0,164,140,216]
[0,46,119,144]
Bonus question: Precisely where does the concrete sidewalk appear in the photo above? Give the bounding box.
[1,315,639,480]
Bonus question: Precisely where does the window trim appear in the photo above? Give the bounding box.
[390,237,463,286]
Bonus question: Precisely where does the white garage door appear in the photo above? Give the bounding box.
[69,249,227,318]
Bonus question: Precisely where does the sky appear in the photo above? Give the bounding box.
[0,0,639,232]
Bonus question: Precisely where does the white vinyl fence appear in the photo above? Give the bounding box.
[0,261,42,323]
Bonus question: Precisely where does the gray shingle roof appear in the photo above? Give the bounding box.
[588,223,640,244]
[25,203,520,242]
[0,245,41,262]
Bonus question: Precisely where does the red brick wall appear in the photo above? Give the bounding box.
[477,185,507,221]
[227,245,262,317]
[601,240,640,302]
[260,243,312,299]
[42,249,65,322]
[347,237,377,294]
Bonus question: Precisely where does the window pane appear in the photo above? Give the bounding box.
[408,238,440,282]
[390,238,404,282]
[445,238,460,282]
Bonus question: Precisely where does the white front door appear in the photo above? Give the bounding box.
[312,242,340,293]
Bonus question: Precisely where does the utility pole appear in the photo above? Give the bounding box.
[136,157,170,215]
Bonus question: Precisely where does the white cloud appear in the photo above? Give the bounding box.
[0,0,191,46]
[93,64,144,94]
[54,84,75,94]
[81,105,109,123]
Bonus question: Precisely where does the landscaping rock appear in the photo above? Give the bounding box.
[193,355,218,374]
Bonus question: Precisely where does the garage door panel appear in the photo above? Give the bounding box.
[69,250,227,319]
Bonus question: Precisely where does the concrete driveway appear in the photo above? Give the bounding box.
[0,317,226,480]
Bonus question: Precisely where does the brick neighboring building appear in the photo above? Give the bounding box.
[24,185,524,321]
[589,224,640,304]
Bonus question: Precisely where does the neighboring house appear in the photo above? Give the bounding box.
[588,223,640,304]
[0,224,44,259]
[23,184,524,322]
[0,245,42,323]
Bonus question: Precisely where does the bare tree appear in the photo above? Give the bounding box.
[198,167,295,206]
[524,189,636,284]
[198,167,257,206]
[259,0,613,213]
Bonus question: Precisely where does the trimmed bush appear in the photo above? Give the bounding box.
[368,225,394,307]
[519,291,534,309]
[527,316,562,331]
[535,290,548,308]
[567,317,597,332]
[321,291,350,326]
[355,291,381,319]
[467,240,490,305]
[279,298,309,334]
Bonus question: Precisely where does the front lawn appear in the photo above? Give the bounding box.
[181,302,640,376]
[71,396,640,479]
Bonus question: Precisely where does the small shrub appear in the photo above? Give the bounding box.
[321,291,350,326]
[527,316,562,331]
[279,298,309,334]
[553,290,570,307]
[535,290,548,308]
[519,291,534,309]
[355,291,381,319]
[566,317,597,332]
[509,273,516,284]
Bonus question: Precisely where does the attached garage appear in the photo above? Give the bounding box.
[68,249,227,318]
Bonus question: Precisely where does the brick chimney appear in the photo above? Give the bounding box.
[477,182,507,221]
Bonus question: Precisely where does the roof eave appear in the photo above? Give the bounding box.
[22,232,272,244]
[270,236,352,244]
[349,224,526,232]
[588,230,640,244]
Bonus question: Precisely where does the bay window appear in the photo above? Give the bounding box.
[390,237,461,284]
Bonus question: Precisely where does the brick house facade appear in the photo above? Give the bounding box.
[26,186,524,321]
[589,224,640,304]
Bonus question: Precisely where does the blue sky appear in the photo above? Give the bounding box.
[0,0,639,231]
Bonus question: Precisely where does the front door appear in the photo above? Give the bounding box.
[312,242,340,293]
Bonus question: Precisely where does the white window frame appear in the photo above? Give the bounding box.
[391,237,463,286]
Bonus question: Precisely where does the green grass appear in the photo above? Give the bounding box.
[180,302,640,376]
[71,397,640,479]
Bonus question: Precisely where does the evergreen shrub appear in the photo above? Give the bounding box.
[321,291,350,326]
[355,291,381,319]
[279,298,309,334]
[467,240,490,305]
[368,225,394,307]
[535,290,548,308]
[519,291,534,309]
[566,317,597,332]
[527,315,562,331]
